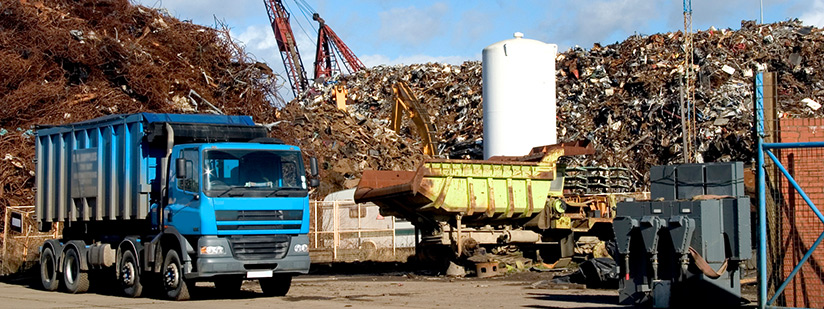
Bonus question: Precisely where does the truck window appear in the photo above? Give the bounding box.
[280,153,299,188]
[177,148,199,192]
[203,149,307,197]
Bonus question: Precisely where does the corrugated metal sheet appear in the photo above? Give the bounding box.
[36,114,151,227]
[34,113,258,230]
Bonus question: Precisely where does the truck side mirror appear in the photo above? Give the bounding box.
[308,157,319,188]
[176,158,186,179]
[309,157,319,177]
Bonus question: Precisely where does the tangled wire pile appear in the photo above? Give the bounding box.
[0,0,281,208]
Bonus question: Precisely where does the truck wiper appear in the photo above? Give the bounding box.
[217,186,245,197]
[266,187,306,197]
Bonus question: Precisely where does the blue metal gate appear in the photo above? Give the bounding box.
[756,72,824,308]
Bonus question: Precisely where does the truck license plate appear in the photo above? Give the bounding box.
[247,270,273,278]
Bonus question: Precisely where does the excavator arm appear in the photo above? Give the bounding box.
[390,82,439,156]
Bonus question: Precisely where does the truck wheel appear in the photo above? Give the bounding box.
[62,247,89,293]
[214,277,243,296]
[40,247,59,291]
[162,250,191,300]
[259,274,291,296]
[119,250,143,297]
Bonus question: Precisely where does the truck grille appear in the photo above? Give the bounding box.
[215,210,303,221]
[225,235,290,260]
[217,224,301,231]
[215,210,303,232]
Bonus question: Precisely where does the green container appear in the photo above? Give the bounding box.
[356,158,565,221]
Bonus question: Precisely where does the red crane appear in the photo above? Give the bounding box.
[312,13,365,80]
[264,0,309,98]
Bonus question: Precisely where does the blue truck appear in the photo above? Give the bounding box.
[34,113,318,300]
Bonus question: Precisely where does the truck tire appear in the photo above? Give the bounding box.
[40,247,59,291]
[62,247,89,293]
[119,250,143,297]
[259,274,291,297]
[162,250,191,300]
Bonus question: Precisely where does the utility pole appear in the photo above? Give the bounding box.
[760,0,764,24]
[683,0,694,163]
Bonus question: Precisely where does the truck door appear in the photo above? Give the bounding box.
[168,147,203,234]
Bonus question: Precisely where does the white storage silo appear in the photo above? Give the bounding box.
[482,32,557,159]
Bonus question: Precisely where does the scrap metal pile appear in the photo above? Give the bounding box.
[2,2,823,209]
[557,19,824,184]
[0,0,280,207]
[278,19,824,193]
[269,62,482,196]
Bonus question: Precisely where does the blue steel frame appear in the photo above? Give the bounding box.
[756,72,824,309]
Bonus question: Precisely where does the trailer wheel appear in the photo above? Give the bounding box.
[120,250,143,297]
[40,247,59,291]
[62,247,89,293]
[259,274,291,296]
[162,250,190,300]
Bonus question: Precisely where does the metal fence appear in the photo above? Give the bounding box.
[757,72,824,308]
[308,200,415,262]
[1,206,60,274]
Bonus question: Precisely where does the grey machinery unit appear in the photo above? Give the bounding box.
[612,162,751,307]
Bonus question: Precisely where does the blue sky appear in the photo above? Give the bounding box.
[135,0,823,99]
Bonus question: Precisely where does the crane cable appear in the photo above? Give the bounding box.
[295,0,317,16]
[294,0,322,39]
[282,1,317,47]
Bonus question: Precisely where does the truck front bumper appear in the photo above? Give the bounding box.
[188,234,310,280]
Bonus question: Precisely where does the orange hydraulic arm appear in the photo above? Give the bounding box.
[391,82,439,156]
[264,0,309,98]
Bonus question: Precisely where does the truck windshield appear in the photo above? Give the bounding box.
[203,149,307,198]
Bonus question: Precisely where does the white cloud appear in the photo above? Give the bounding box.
[230,23,317,77]
[234,25,276,52]
[134,0,262,26]
[377,3,449,47]
[800,0,824,27]
[548,0,662,48]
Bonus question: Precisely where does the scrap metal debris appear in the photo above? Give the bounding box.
[2,9,824,210]
[281,19,824,194]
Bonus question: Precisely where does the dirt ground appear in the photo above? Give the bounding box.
[0,265,621,309]
[0,261,759,308]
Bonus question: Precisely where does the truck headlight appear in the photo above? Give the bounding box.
[293,244,308,253]
[200,246,225,255]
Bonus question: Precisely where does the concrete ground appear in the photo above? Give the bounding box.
[0,271,624,309]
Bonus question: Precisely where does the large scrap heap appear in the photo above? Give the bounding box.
[273,19,824,196]
[0,0,281,207]
[2,8,824,208]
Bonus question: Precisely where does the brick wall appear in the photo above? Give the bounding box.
[775,118,824,308]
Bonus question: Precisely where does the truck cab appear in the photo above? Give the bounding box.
[161,142,312,280]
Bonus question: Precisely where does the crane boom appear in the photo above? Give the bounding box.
[313,13,366,80]
[264,0,309,97]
